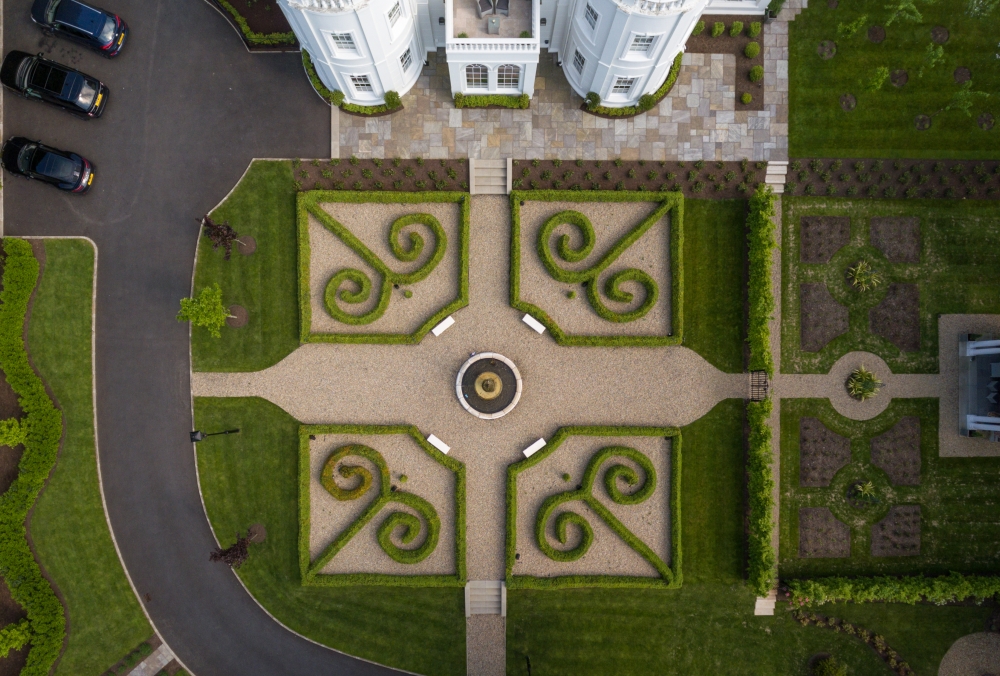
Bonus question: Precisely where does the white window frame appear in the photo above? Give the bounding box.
[350,74,375,94]
[387,1,402,29]
[629,34,655,54]
[572,49,586,74]
[327,31,360,57]
[584,4,598,30]
[400,46,413,72]
[465,64,489,90]
[611,76,638,96]
[497,64,520,89]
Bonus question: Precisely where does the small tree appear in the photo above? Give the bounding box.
[918,43,945,77]
[177,284,232,338]
[939,81,990,117]
[884,0,929,25]
[201,215,241,261]
[210,531,252,569]
[864,66,890,92]
[813,655,848,676]
[837,14,868,37]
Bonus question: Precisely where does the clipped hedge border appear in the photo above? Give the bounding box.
[583,53,683,118]
[506,425,682,590]
[747,398,776,597]
[510,190,684,346]
[302,51,403,116]
[298,424,466,587]
[0,238,66,675]
[786,572,1000,607]
[454,93,529,109]
[748,183,777,376]
[297,191,470,344]
[216,0,295,45]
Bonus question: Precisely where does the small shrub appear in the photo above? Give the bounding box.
[575,159,584,167]
[352,181,362,190]
[846,186,858,196]
[584,172,593,180]
[321,169,333,179]
[532,159,541,167]
[447,167,458,179]
[846,365,882,401]
[393,180,403,189]
[847,259,882,291]
[867,185,878,197]
[741,92,753,104]
[853,161,866,172]
[858,172,870,182]
[614,158,624,167]
[730,20,744,36]
[749,65,764,82]
[692,181,705,193]
[361,169,373,179]
[884,186,897,198]
[785,181,797,193]
[392,158,402,167]
[416,156,425,166]
[604,171,613,180]
[563,171,574,180]
[744,41,761,58]
[541,170,552,180]
[724,170,736,182]
[373,158,383,168]
[711,21,725,37]
[952,163,965,175]
[373,181,384,190]
[748,21,762,38]
[692,20,705,35]
[805,183,816,195]
[519,30,531,37]
[688,170,699,181]
[349,155,359,165]
[404,168,414,177]
[820,171,832,183]
[585,91,601,110]
[615,181,625,190]
[839,173,851,182]
[798,171,809,181]
[457,31,468,37]
[415,180,426,189]
[694,159,705,169]
[553,159,563,167]
[638,93,656,111]
[647,170,657,180]
[813,656,848,676]
[826,185,837,195]
[552,180,562,189]
[627,168,636,178]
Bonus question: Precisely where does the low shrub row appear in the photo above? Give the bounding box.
[786,572,1000,606]
[0,238,66,675]
[746,398,775,597]
[584,53,682,117]
[747,183,777,376]
[302,51,402,115]
[454,93,529,109]
[216,0,295,45]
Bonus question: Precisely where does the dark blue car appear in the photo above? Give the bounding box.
[1,137,94,193]
[0,51,109,118]
[31,0,128,57]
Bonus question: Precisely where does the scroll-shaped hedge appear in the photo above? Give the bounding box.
[535,446,667,576]
[315,212,446,325]
[537,208,663,323]
[312,444,440,568]
[0,238,66,675]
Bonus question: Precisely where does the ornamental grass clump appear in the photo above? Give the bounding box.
[847,259,883,291]
[847,365,882,401]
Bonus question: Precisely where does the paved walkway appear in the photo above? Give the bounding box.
[126,643,176,676]
[337,12,793,161]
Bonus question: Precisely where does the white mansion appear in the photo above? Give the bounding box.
[276,0,767,107]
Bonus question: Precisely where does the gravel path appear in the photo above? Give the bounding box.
[937,632,1000,676]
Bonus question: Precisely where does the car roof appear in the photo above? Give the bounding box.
[54,0,106,36]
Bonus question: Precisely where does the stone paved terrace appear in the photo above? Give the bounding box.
[337,14,790,161]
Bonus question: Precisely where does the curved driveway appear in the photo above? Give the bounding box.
[4,1,393,673]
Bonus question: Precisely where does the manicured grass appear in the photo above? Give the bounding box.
[192,160,300,372]
[781,197,1000,374]
[683,200,746,373]
[27,239,151,675]
[779,398,1000,578]
[789,0,999,158]
[194,396,465,676]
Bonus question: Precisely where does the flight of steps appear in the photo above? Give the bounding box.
[469,159,511,195]
[765,161,788,195]
[754,588,777,616]
[465,581,506,617]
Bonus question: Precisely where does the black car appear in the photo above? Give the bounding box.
[1,51,108,118]
[1,137,94,193]
[30,0,128,57]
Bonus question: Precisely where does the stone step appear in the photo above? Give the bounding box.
[465,581,506,617]
[753,588,778,616]
[470,158,511,195]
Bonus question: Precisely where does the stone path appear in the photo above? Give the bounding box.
[336,11,793,161]
[126,643,176,676]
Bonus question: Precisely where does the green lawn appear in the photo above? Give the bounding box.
[194,396,465,676]
[781,197,1000,374]
[27,239,152,675]
[789,0,999,158]
[683,199,746,373]
[779,398,1000,578]
[192,160,300,372]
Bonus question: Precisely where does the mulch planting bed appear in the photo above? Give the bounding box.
[869,217,921,263]
[684,15,765,112]
[785,158,1000,200]
[870,505,921,557]
[293,158,469,192]
[512,159,765,198]
[868,25,886,44]
[800,216,850,263]
[869,283,920,352]
[799,507,850,558]
[227,305,248,328]
[237,235,257,256]
[931,25,949,44]
[211,0,296,51]
[799,417,851,487]
[800,284,849,352]
[870,416,921,486]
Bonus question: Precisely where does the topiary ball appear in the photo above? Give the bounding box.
[744,41,761,58]
[749,65,764,82]
[741,92,753,104]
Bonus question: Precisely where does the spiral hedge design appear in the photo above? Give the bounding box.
[535,446,665,572]
[538,209,660,323]
[318,212,446,325]
[314,443,440,567]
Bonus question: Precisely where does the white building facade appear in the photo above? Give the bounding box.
[277,0,767,107]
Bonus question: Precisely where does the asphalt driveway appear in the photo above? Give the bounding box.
[3,1,394,673]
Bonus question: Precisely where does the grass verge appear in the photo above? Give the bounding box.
[194,396,465,675]
[28,239,151,675]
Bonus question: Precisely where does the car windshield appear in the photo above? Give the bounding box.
[75,78,97,107]
[30,149,79,183]
[97,15,116,43]
[55,0,105,37]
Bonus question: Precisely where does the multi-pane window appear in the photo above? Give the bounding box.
[400,47,413,72]
[330,32,357,51]
[629,34,655,53]
[572,49,585,74]
[584,4,598,29]
[611,76,637,95]
[466,64,488,89]
[350,74,374,92]
[387,1,402,27]
[497,64,520,89]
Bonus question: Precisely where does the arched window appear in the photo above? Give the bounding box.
[466,64,488,89]
[497,65,521,89]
